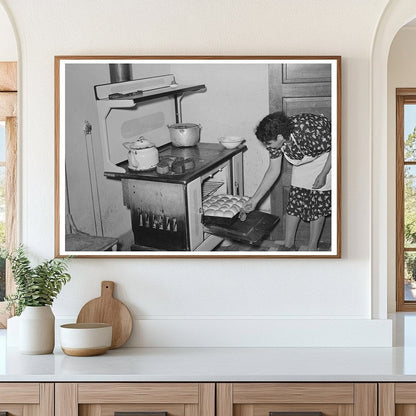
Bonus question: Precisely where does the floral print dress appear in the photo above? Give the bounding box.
[267,113,332,222]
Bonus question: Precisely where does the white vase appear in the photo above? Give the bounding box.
[6,315,20,347]
[19,306,55,354]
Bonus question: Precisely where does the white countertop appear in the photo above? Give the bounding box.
[2,345,416,382]
[3,313,416,382]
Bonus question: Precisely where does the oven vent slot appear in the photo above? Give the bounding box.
[202,180,224,200]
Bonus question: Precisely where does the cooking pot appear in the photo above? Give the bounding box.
[167,123,201,147]
[123,136,159,171]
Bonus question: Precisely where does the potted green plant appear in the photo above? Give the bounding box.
[4,245,71,354]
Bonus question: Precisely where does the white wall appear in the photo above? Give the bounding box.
[64,63,174,240]
[0,3,16,61]
[175,63,270,206]
[0,0,394,347]
[387,26,416,312]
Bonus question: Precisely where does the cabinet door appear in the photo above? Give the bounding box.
[217,383,376,416]
[187,178,204,250]
[268,63,332,247]
[379,383,416,416]
[0,383,53,415]
[231,153,244,197]
[56,383,215,416]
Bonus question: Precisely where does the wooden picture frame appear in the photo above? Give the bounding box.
[55,56,341,258]
[396,88,416,311]
[0,61,17,326]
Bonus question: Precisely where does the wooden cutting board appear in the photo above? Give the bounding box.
[76,281,133,349]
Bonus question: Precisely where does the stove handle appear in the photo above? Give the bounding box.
[234,180,240,195]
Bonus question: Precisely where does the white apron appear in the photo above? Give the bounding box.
[284,135,331,191]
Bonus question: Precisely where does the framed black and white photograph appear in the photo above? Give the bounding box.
[55,56,341,258]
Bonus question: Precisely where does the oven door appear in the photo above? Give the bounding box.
[203,211,279,246]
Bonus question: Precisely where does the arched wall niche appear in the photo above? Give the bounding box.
[0,1,18,61]
[0,0,410,333]
[0,0,19,327]
[371,0,416,319]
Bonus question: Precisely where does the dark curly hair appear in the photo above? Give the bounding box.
[255,111,293,143]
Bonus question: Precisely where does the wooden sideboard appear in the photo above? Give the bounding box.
[55,383,214,416]
[4,381,416,416]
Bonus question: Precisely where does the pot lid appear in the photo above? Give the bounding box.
[130,136,156,150]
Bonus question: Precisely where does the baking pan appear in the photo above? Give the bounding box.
[204,211,279,245]
[202,213,239,227]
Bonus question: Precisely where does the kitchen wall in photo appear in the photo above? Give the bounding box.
[58,58,340,258]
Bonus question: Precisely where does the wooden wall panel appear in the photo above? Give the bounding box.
[0,60,17,327]
[0,115,17,328]
[5,116,17,289]
[283,63,332,84]
[0,92,16,121]
[0,62,17,91]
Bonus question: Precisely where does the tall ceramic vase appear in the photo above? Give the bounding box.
[18,306,55,354]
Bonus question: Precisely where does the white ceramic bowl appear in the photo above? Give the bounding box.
[218,136,245,149]
[60,323,112,357]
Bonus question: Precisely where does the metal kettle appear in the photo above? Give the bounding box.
[122,136,159,171]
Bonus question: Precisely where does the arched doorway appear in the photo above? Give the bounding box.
[0,0,18,327]
[371,1,416,319]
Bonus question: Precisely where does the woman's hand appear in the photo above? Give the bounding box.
[313,151,331,189]
[242,198,257,213]
[312,172,327,189]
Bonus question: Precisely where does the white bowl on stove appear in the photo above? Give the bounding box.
[218,136,245,149]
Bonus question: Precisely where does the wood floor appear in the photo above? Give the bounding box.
[214,238,331,252]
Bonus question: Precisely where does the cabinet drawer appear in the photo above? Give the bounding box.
[78,383,200,404]
[56,383,215,416]
[379,383,416,415]
[217,383,376,416]
[0,383,53,415]
[0,383,39,403]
